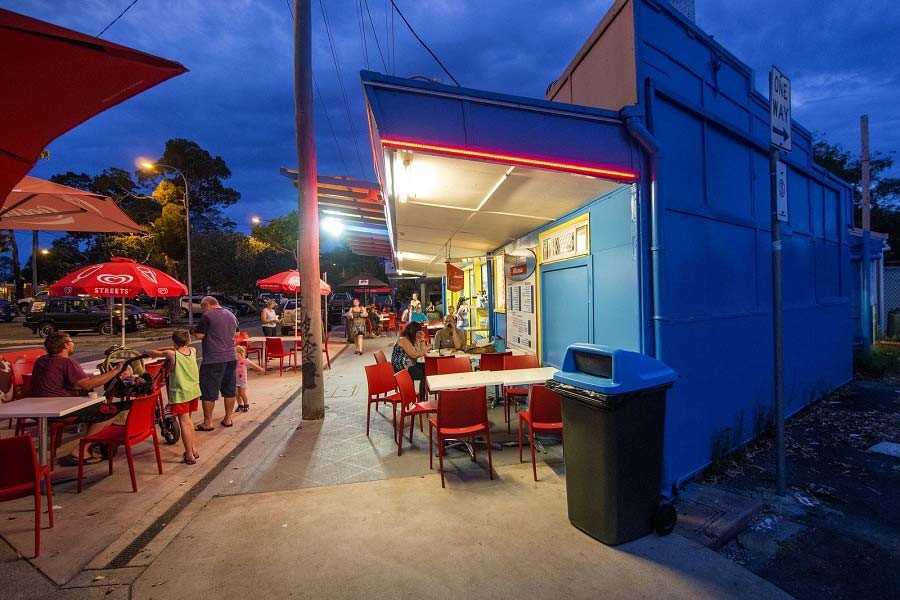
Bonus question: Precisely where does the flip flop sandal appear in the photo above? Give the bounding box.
[195,424,215,432]
[220,420,234,428]
[182,453,196,465]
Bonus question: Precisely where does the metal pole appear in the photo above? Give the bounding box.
[295,0,325,420]
[31,230,38,295]
[861,115,872,347]
[183,174,193,328]
[770,148,786,496]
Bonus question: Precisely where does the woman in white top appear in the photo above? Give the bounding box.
[260,299,279,337]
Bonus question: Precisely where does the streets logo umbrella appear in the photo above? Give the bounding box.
[50,257,188,345]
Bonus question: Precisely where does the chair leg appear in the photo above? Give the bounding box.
[44,471,54,528]
[530,424,538,482]
[366,400,372,437]
[429,422,434,470]
[397,413,404,456]
[152,429,164,474]
[33,485,41,558]
[77,441,86,493]
[518,416,524,463]
[124,444,137,493]
[108,443,114,475]
[409,412,416,443]
[485,426,494,480]
[438,434,446,488]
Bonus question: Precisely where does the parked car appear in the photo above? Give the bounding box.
[257,292,284,309]
[219,294,254,316]
[128,305,170,328]
[18,291,49,314]
[24,297,145,337]
[327,291,353,326]
[0,300,17,322]
[179,295,239,318]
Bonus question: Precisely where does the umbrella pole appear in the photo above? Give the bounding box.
[121,298,126,346]
[295,290,298,337]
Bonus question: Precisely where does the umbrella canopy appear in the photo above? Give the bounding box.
[0,9,188,199]
[0,176,145,232]
[49,257,187,298]
[337,272,390,289]
[256,270,331,295]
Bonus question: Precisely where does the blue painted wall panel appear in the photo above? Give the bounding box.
[707,128,753,221]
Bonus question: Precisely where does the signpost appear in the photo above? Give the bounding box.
[769,66,789,496]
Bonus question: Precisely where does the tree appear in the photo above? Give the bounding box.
[813,137,900,260]
[139,138,240,232]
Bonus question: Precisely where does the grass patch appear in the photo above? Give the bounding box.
[854,344,900,378]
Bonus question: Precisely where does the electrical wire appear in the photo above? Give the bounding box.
[362,0,388,72]
[317,0,367,176]
[389,0,460,86]
[96,0,141,37]
[286,0,352,175]
[356,0,369,70]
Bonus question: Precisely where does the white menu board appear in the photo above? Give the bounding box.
[505,251,537,352]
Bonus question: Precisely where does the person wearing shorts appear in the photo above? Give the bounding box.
[193,296,239,430]
[145,329,202,464]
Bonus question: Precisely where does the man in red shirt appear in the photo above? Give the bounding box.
[31,332,121,465]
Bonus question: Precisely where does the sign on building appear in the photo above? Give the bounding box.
[770,66,792,151]
[776,161,788,222]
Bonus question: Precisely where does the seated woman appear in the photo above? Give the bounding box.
[367,303,381,336]
[391,321,429,400]
[432,314,463,351]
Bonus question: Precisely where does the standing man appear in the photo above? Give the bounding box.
[193,296,239,430]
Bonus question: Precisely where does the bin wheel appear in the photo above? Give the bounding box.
[161,416,181,445]
[653,503,677,536]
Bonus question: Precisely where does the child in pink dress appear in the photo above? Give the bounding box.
[235,345,264,412]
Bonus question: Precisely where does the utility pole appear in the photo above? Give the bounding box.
[294,0,325,420]
[860,115,873,348]
[31,231,38,295]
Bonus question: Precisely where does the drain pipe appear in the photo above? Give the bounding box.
[622,103,664,362]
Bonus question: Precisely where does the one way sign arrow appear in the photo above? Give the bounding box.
[770,66,792,151]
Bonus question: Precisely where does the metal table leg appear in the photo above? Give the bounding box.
[38,416,49,467]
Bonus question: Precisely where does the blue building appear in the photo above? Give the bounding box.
[361,0,866,487]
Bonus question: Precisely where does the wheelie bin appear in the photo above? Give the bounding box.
[546,343,677,545]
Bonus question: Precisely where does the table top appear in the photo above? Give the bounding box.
[418,348,527,363]
[246,336,302,343]
[0,395,105,419]
[426,366,558,392]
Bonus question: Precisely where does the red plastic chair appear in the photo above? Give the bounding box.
[519,384,564,481]
[503,354,541,432]
[13,373,66,470]
[0,435,53,558]
[436,356,472,375]
[373,350,387,364]
[365,363,402,437]
[478,351,511,372]
[394,369,436,456]
[264,337,295,376]
[323,332,332,369]
[77,393,164,493]
[385,314,397,337]
[429,386,493,488]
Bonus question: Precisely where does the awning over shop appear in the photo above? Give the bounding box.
[361,71,640,276]
[279,171,391,258]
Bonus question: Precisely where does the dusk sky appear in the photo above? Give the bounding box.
[4,0,898,250]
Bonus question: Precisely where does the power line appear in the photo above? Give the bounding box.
[96,0,141,37]
[317,0,367,176]
[389,0,460,86]
[362,0,388,72]
[356,0,369,70]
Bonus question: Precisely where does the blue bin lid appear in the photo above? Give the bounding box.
[552,343,677,395]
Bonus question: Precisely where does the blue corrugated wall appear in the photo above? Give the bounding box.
[633,0,854,485]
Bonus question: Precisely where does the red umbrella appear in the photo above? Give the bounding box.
[1,176,144,232]
[256,270,331,336]
[50,257,187,345]
[0,9,188,199]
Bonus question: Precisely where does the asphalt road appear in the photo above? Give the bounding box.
[0,315,261,363]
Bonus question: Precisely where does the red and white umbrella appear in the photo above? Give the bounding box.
[50,257,187,345]
[256,270,331,336]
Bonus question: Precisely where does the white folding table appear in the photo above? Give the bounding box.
[0,396,105,466]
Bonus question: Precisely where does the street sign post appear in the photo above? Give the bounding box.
[770,67,792,151]
[769,65,790,496]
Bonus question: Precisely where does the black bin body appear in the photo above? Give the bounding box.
[547,380,672,546]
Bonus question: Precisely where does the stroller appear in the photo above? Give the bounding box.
[99,345,181,447]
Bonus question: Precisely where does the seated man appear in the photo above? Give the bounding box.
[30,332,122,466]
[432,315,463,351]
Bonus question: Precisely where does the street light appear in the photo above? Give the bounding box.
[251,216,262,225]
[40,249,49,256]
[140,160,194,327]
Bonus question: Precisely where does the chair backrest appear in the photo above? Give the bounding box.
[424,355,447,377]
[266,337,286,354]
[436,356,472,375]
[125,393,159,439]
[529,384,563,423]
[365,362,398,398]
[394,369,418,409]
[437,387,487,429]
[373,350,387,364]
[11,360,32,387]
[10,349,46,364]
[478,352,511,372]
[19,373,32,399]
[0,435,39,489]
[387,315,396,329]
[505,354,540,370]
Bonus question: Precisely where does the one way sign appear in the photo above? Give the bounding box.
[770,66,791,151]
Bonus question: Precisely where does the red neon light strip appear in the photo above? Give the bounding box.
[381,138,637,180]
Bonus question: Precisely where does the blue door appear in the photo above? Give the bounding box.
[540,259,592,367]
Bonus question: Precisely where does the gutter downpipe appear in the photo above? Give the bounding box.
[622,95,663,364]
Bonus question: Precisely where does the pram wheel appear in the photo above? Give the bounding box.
[161,415,181,445]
